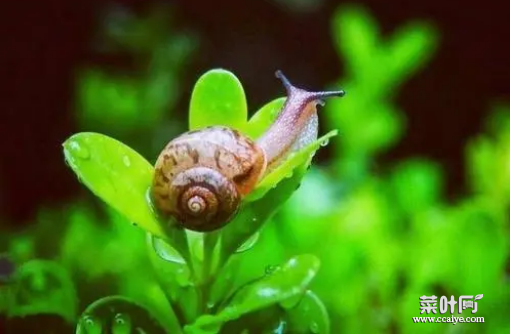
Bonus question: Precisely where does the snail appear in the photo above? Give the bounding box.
[151,70,345,232]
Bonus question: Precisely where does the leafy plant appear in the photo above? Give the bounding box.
[63,68,337,333]
[3,3,509,334]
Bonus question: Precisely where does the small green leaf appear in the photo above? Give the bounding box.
[77,69,141,134]
[63,132,166,238]
[390,159,443,214]
[219,163,308,264]
[189,69,248,132]
[8,260,78,323]
[247,130,338,202]
[285,290,330,334]
[386,22,439,84]
[333,4,379,77]
[76,296,168,334]
[245,97,286,139]
[185,255,320,333]
[146,234,199,324]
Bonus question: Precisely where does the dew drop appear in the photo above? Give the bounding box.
[84,317,95,327]
[309,322,319,333]
[273,320,286,334]
[68,140,90,159]
[112,313,131,334]
[151,235,186,264]
[79,315,101,334]
[265,265,280,275]
[236,232,260,253]
[175,267,192,287]
[122,155,131,167]
[320,139,329,147]
[114,314,125,325]
[145,188,157,214]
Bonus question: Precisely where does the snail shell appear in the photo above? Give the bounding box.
[152,127,266,231]
[151,70,345,232]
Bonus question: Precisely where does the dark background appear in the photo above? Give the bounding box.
[1,0,509,226]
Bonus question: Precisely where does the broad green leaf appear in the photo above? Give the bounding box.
[76,296,169,334]
[185,255,320,333]
[245,97,286,139]
[247,130,338,202]
[189,69,248,132]
[284,290,330,334]
[7,260,78,323]
[64,134,161,234]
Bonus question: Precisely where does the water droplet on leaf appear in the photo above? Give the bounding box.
[69,140,90,159]
[309,322,319,333]
[145,188,157,214]
[112,313,131,334]
[320,139,329,147]
[236,232,260,253]
[78,315,102,334]
[175,267,192,287]
[122,155,131,167]
[151,235,186,264]
[273,320,286,333]
[114,314,125,324]
[265,265,280,275]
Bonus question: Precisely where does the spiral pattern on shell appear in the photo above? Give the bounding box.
[158,167,240,231]
[151,126,266,232]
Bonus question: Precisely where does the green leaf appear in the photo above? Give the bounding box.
[189,69,248,132]
[63,132,162,237]
[284,290,330,334]
[62,132,188,258]
[332,4,379,77]
[7,260,78,323]
[247,130,338,202]
[76,296,169,334]
[218,132,338,263]
[386,22,439,85]
[146,234,199,324]
[77,69,141,134]
[245,97,286,139]
[219,162,308,265]
[390,159,443,214]
[185,255,320,333]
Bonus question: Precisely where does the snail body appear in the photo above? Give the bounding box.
[151,71,345,232]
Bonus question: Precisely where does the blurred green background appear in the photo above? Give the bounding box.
[1,0,509,333]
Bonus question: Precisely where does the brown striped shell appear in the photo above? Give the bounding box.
[151,126,267,232]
